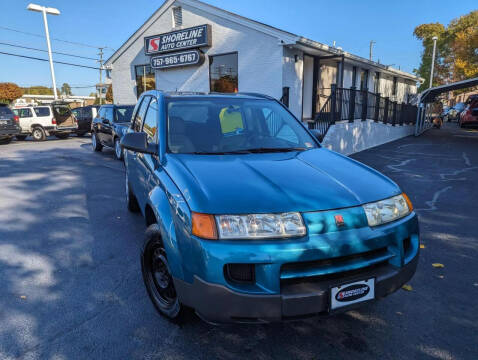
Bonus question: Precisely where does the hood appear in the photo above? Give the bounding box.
[164,148,400,214]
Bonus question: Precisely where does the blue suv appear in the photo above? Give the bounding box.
[121,91,419,324]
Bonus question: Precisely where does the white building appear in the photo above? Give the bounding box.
[106,0,420,123]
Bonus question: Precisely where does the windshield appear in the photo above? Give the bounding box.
[166,97,318,154]
[115,106,134,123]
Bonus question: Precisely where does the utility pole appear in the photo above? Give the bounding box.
[429,36,438,88]
[369,40,376,61]
[98,47,104,105]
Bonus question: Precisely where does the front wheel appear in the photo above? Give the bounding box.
[125,172,140,212]
[114,138,124,160]
[91,132,103,152]
[141,224,190,323]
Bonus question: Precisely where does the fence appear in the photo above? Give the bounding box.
[309,85,418,136]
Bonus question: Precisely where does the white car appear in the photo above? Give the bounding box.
[13,103,78,141]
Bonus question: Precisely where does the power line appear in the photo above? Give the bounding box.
[0,50,100,70]
[0,25,114,51]
[0,41,97,60]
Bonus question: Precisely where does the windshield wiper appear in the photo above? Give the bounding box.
[191,150,252,155]
[239,147,308,153]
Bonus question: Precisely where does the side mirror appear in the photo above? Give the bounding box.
[310,129,324,143]
[121,132,157,155]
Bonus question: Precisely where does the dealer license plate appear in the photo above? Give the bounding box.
[330,278,375,310]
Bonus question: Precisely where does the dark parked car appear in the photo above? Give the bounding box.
[0,104,21,144]
[91,104,135,160]
[71,105,100,137]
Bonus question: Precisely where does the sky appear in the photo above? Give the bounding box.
[0,0,476,96]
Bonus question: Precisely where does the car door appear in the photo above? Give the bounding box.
[101,106,114,146]
[127,96,151,204]
[18,108,35,133]
[136,96,160,209]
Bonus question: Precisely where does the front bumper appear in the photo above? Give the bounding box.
[173,211,419,323]
[0,128,21,136]
[175,252,418,323]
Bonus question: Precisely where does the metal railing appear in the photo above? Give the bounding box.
[309,85,418,137]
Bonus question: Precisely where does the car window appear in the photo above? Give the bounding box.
[34,107,51,117]
[0,107,14,118]
[104,107,114,122]
[115,106,134,123]
[142,98,158,145]
[98,107,106,119]
[18,108,33,118]
[134,96,151,132]
[53,105,71,116]
[72,109,80,117]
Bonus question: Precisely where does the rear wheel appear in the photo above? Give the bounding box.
[31,127,46,141]
[114,138,124,160]
[0,137,12,145]
[16,135,27,141]
[55,133,69,139]
[141,224,190,323]
[92,132,103,152]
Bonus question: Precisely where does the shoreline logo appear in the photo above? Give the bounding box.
[335,284,370,302]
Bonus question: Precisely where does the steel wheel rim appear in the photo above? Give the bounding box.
[146,246,177,308]
[33,129,41,140]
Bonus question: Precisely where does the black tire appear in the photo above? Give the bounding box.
[114,137,124,161]
[91,132,103,152]
[0,137,12,145]
[31,127,46,141]
[141,224,190,323]
[55,133,69,140]
[16,135,28,141]
[126,173,140,212]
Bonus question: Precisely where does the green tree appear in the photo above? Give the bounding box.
[22,86,54,95]
[0,82,23,104]
[61,83,72,96]
[414,10,478,92]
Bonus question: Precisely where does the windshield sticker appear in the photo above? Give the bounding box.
[219,106,244,135]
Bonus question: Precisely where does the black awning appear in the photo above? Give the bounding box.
[420,77,478,103]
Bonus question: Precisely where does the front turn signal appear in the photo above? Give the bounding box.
[402,193,414,212]
[191,212,218,240]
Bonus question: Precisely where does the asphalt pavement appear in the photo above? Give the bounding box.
[0,124,477,360]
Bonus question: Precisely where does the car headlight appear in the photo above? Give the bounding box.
[216,212,306,239]
[191,212,306,240]
[363,193,413,227]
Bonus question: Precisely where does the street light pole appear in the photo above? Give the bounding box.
[429,36,438,88]
[27,3,60,100]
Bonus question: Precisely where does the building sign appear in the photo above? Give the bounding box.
[144,24,211,55]
[150,50,204,70]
